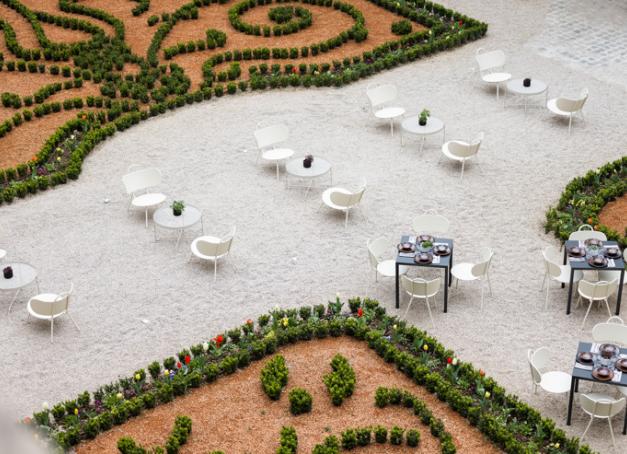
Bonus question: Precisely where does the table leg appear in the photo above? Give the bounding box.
[7,288,21,314]
[496,84,500,101]
[562,246,567,288]
[566,376,576,426]
[566,268,575,315]
[395,262,400,309]
[444,268,449,313]
[153,222,158,242]
[201,216,205,235]
[442,126,446,144]
[175,229,183,250]
[400,130,404,148]
[616,269,625,315]
[35,277,40,293]
[623,403,627,435]
[419,136,425,153]
[449,250,454,287]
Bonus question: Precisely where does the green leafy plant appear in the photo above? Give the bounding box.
[170,200,185,216]
[391,19,412,35]
[419,108,430,125]
[323,354,355,405]
[260,355,288,400]
[288,387,312,415]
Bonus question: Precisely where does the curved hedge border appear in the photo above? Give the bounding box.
[27,298,594,453]
[229,0,316,38]
[545,156,627,249]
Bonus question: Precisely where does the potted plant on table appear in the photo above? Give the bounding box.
[419,240,433,252]
[171,200,185,217]
[418,109,430,126]
[303,154,314,168]
[3,266,13,279]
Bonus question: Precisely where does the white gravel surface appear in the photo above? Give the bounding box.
[1,1,626,452]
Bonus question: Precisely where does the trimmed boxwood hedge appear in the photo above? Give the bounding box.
[28,298,595,453]
[545,157,626,249]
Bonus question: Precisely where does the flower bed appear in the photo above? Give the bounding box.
[0,0,486,203]
[545,156,627,248]
[28,298,594,453]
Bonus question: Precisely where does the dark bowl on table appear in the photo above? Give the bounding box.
[592,366,614,381]
[588,256,608,268]
[414,253,432,264]
[398,242,415,252]
[417,234,434,243]
[600,343,619,359]
[604,247,622,259]
[577,352,593,364]
[616,358,627,373]
[434,244,450,256]
[567,246,586,257]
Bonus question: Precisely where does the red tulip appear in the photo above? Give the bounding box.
[357,308,363,317]
[447,357,452,364]
[176,362,182,369]
[184,355,191,365]
[479,369,485,377]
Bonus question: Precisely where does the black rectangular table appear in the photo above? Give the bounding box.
[395,236,454,312]
[567,341,627,434]
[562,240,625,315]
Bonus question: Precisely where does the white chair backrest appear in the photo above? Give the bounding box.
[527,348,542,385]
[579,280,618,301]
[122,167,162,195]
[30,283,74,317]
[580,394,626,418]
[567,230,607,242]
[330,184,366,209]
[556,89,588,113]
[366,84,397,108]
[447,137,482,159]
[196,234,234,258]
[367,237,389,269]
[471,247,493,278]
[607,316,624,324]
[254,124,289,149]
[592,322,627,346]
[542,246,563,279]
[578,224,594,231]
[412,214,450,235]
[475,49,506,72]
[401,276,440,297]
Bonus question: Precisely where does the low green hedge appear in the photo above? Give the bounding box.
[27,298,595,453]
[545,157,627,248]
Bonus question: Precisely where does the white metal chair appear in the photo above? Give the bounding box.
[411,214,450,236]
[27,283,79,343]
[598,249,627,284]
[0,249,5,263]
[367,237,408,283]
[541,246,583,310]
[253,124,295,180]
[400,276,440,328]
[579,393,626,450]
[122,166,167,228]
[451,247,493,309]
[190,226,236,282]
[547,88,588,135]
[577,279,619,330]
[474,48,511,100]
[366,84,406,135]
[441,132,483,179]
[527,347,572,394]
[320,179,366,228]
[591,320,627,346]
[568,229,607,243]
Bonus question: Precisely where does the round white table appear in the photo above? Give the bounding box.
[153,205,203,249]
[400,116,445,152]
[261,148,294,180]
[285,157,333,195]
[375,106,406,136]
[0,262,39,314]
[507,78,548,114]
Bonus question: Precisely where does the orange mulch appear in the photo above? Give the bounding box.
[76,337,499,454]
[40,22,94,44]
[599,194,627,235]
[0,2,41,48]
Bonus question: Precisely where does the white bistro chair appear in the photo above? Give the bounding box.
[568,228,607,243]
[254,124,295,180]
[475,48,511,100]
[541,246,583,310]
[579,393,626,450]
[592,319,627,346]
[321,179,366,228]
[451,247,493,309]
[27,283,79,343]
[366,84,406,135]
[527,347,572,394]
[577,279,619,330]
[441,132,483,180]
[367,237,408,286]
[400,276,440,328]
[190,227,236,282]
[122,166,167,228]
[412,214,450,236]
[598,249,627,284]
[547,88,588,135]
[0,249,6,262]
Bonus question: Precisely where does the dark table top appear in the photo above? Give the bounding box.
[572,341,627,386]
[396,236,453,268]
[565,240,624,271]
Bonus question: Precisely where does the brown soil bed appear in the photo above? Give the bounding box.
[0,71,85,97]
[0,2,41,49]
[599,193,627,235]
[40,21,94,44]
[76,337,499,454]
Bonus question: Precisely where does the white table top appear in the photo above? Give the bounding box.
[0,263,37,291]
[401,116,445,135]
[507,78,547,95]
[154,205,202,230]
[286,157,332,178]
[262,148,294,161]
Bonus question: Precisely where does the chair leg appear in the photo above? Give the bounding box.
[581,300,593,330]
[545,280,550,310]
[603,298,612,318]
[344,210,349,229]
[568,114,572,135]
[50,318,54,343]
[460,160,465,180]
[426,296,435,329]
[580,416,593,442]
[145,209,148,228]
[480,280,484,310]
[540,272,547,291]
[214,260,217,283]
[608,417,616,450]
[403,295,414,319]
[67,312,80,331]
[487,273,493,295]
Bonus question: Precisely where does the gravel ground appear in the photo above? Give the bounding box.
[1,1,626,452]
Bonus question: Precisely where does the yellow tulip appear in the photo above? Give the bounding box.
[423,344,429,351]
[484,391,491,399]
[74,408,78,415]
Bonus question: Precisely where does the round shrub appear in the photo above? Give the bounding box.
[288,387,312,415]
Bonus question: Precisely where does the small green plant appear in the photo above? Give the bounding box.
[390,426,404,445]
[391,19,412,35]
[406,428,421,447]
[170,200,185,216]
[260,355,288,400]
[288,388,312,415]
[419,109,430,126]
[323,354,355,405]
[268,6,294,24]
[277,426,298,453]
